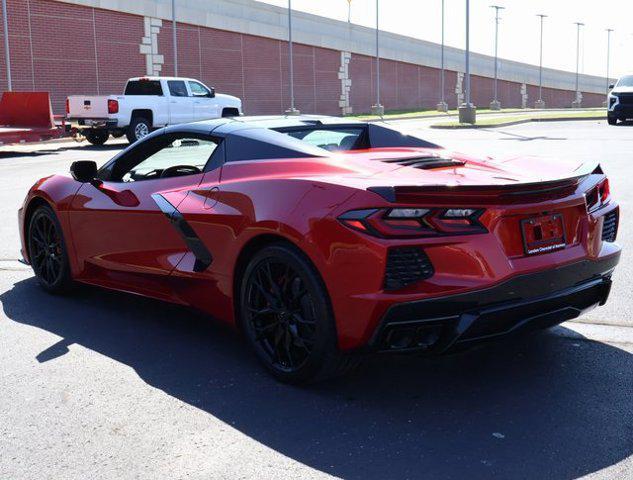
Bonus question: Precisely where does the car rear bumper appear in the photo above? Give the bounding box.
[368,252,620,353]
[67,117,118,129]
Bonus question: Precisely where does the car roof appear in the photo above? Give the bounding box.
[167,115,365,136]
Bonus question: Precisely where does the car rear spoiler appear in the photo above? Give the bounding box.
[367,161,603,204]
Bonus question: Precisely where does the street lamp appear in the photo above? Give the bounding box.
[437,0,448,112]
[285,0,300,115]
[371,0,384,116]
[535,14,547,109]
[2,0,11,90]
[605,28,614,99]
[459,0,476,124]
[172,0,178,76]
[572,22,585,108]
[347,0,352,23]
[489,5,504,110]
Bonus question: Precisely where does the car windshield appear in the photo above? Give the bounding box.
[617,75,633,87]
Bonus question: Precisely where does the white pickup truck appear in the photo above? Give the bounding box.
[66,76,242,145]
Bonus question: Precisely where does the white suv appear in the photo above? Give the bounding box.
[607,75,633,125]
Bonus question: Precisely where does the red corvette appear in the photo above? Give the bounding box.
[18,116,621,383]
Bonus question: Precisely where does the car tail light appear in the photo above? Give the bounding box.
[338,207,486,238]
[586,179,610,213]
[65,98,70,115]
[107,99,119,114]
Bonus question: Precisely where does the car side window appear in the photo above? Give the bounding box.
[168,80,188,97]
[188,81,211,97]
[106,134,220,182]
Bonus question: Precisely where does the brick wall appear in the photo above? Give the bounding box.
[0,0,607,116]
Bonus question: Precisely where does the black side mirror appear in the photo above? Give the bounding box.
[70,161,98,183]
[209,87,216,98]
[609,84,615,90]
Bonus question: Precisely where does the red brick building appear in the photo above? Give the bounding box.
[0,0,607,116]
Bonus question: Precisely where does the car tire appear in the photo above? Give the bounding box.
[84,129,109,146]
[111,129,125,138]
[126,117,151,144]
[607,115,618,126]
[239,243,360,384]
[27,205,74,294]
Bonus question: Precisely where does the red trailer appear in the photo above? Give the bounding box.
[0,92,66,145]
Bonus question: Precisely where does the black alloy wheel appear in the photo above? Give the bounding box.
[240,244,359,383]
[28,206,73,293]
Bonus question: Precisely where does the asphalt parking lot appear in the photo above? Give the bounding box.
[1,120,632,479]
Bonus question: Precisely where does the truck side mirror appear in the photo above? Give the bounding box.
[609,84,615,90]
[209,87,216,98]
[70,161,98,183]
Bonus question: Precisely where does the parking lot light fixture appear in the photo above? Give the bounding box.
[572,22,585,109]
[459,0,476,124]
[437,0,448,112]
[489,5,504,111]
[371,0,384,116]
[605,28,614,99]
[285,0,300,115]
[2,0,11,91]
[535,14,547,109]
[172,0,178,76]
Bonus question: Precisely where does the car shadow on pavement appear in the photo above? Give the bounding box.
[2,277,632,480]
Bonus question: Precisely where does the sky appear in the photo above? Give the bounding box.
[256,0,633,79]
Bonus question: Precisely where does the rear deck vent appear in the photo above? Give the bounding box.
[377,156,465,170]
[602,210,619,242]
[384,247,434,291]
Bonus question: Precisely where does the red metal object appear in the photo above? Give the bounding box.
[17,144,621,352]
[0,92,66,145]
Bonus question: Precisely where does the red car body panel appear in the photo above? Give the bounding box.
[19,131,621,352]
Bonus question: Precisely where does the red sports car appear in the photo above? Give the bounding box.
[18,116,621,383]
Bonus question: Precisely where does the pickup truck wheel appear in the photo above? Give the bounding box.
[111,129,125,138]
[84,129,109,146]
[126,117,151,143]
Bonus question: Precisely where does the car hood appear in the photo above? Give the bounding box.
[612,86,633,94]
[215,93,241,105]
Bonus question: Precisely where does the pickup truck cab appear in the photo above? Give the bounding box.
[66,76,242,144]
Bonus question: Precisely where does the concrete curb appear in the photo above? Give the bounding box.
[353,108,604,123]
[429,115,606,129]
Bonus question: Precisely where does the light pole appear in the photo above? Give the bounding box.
[371,0,384,116]
[172,0,178,76]
[437,0,448,112]
[535,14,547,108]
[489,5,504,110]
[605,28,614,99]
[572,22,584,108]
[347,0,351,23]
[459,0,476,123]
[285,0,300,115]
[1,0,11,91]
